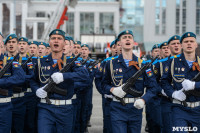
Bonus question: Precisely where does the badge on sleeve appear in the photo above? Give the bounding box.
[27,62,33,69]
[75,61,82,66]
[146,68,153,77]
[13,61,19,68]
[154,67,158,74]
[99,67,102,72]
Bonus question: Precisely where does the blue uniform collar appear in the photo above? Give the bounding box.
[179,53,199,70]
[45,53,65,62]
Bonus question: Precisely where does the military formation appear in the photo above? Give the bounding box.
[0,29,199,133]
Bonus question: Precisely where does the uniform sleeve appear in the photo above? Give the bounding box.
[194,82,200,90]
[94,66,103,94]
[160,61,174,98]
[0,64,25,88]
[102,61,113,94]
[142,68,158,103]
[29,62,40,93]
[63,63,89,83]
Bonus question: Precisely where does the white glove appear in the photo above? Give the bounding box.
[161,89,167,97]
[182,79,195,91]
[172,89,186,101]
[134,99,145,109]
[51,72,64,84]
[36,85,47,98]
[111,85,126,98]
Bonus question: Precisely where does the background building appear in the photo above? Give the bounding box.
[144,0,200,53]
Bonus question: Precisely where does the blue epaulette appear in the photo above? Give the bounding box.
[22,57,28,60]
[7,57,14,60]
[32,56,38,59]
[77,57,83,61]
[170,54,181,59]
[159,57,168,63]
[67,56,74,59]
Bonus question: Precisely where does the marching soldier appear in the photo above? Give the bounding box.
[161,32,200,132]
[29,41,39,57]
[102,30,157,133]
[74,41,82,56]
[30,29,89,133]
[3,34,26,133]
[38,42,47,57]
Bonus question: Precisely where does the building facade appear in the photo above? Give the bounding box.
[144,0,199,52]
[0,0,120,50]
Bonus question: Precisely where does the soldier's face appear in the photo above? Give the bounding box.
[120,34,134,50]
[160,46,170,58]
[152,48,160,58]
[116,41,122,55]
[6,38,18,53]
[29,44,38,56]
[49,35,65,53]
[46,47,51,55]
[18,41,28,54]
[81,47,89,58]
[169,40,182,55]
[74,44,81,56]
[182,37,197,54]
[70,40,74,53]
[110,45,117,56]
[38,45,47,56]
[63,40,71,55]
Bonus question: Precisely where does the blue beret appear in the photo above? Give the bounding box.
[75,41,81,46]
[159,41,168,48]
[117,30,134,39]
[65,36,71,41]
[180,32,196,43]
[38,42,47,48]
[19,37,28,43]
[4,34,18,44]
[0,32,3,38]
[29,41,39,46]
[49,29,65,38]
[151,44,160,51]
[46,43,50,47]
[68,36,75,43]
[110,40,115,48]
[114,38,119,44]
[167,35,181,44]
[81,44,89,49]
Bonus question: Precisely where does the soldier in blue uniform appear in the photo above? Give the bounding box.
[147,41,171,133]
[30,29,89,133]
[29,41,39,57]
[38,42,47,57]
[74,41,82,56]
[2,34,26,133]
[157,35,182,133]
[102,30,157,133]
[161,32,200,132]
[95,39,118,133]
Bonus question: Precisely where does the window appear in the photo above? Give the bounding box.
[176,0,180,7]
[37,23,44,39]
[36,12,45,17]
[176,26,180,34]
[176,9,180,25]
[99,13,114,34]
[197,0,200,8]
[182,9,186,25]
[80,13,94,34]
[66,12,74,38]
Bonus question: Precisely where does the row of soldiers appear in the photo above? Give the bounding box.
[0,28,199,133]
[0,30,98,133]
[96,30,200,133]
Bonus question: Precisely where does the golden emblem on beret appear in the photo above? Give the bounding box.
[21,38,23,41]
[9,36,12,39]
[41,42,43,44]
[126,30,129,33]
[164,43,167,45]
[174,36,177,39]
[56,31,59,34]
[84,45,86,47]
[31,41,33,44]
[188,33,190,36]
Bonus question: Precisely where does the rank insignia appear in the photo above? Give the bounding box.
[181,67,185,71]
[154,68,158,74]
[99,67,103,72]
[119,68,122,72]
[165,66,169,72]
